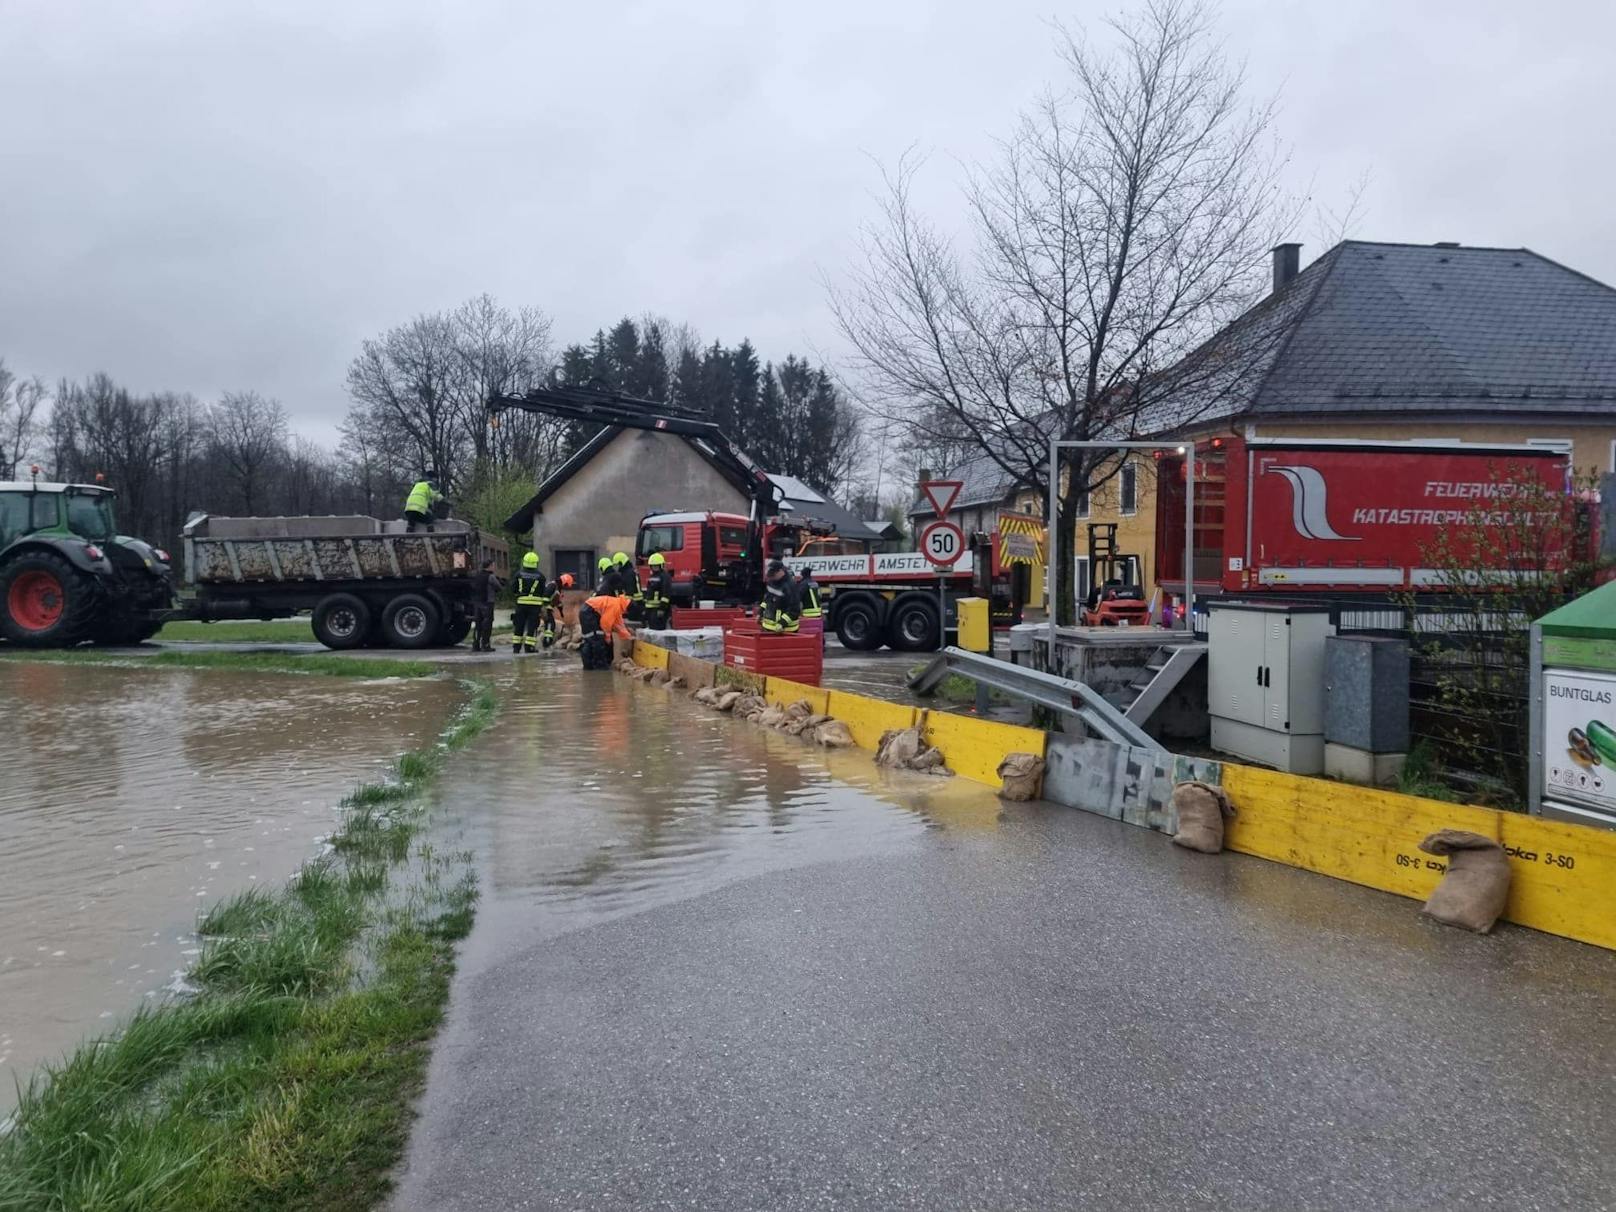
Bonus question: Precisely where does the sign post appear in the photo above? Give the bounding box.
[920,480,965,653]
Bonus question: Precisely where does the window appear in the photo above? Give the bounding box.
[718,525,748,550]
[552,548,596,588]
[1119,463,1138,516]
[637,524,685,558]
[1074,556,1092,609]
[1077,487,1091,518]
[31,494,58,530]
[0,493,27,546]
[65,492,115,542]
[1609,439,1615,473]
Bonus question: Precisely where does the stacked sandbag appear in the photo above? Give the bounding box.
[1418,829,1512,933]
[874,727,952,776]
[714,690,744,712]
[1170,781,1236,853]
[663,674,686,691]
[732,694,769,720]
[693,687,721,706]
[996,753,1046,802]
[813,720,855,747]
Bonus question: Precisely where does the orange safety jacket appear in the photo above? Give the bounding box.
[584,594,634,639]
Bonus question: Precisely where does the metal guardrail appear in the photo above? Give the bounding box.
[909,646,1165,753]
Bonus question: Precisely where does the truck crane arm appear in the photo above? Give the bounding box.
[487,385,780,515]
[487,384,782,595]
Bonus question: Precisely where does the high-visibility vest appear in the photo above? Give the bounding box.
[405,481,440,514]
[515,572,545,606]
[644,570,670,609]
[799,579,822,618]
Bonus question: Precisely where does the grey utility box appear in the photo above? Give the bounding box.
[1207,601,1335,774]
[1324,636,1410,752]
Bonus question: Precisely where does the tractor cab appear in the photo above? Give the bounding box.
[0,478,173,647]
[1081,523,1151,626]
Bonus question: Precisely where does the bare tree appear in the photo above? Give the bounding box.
[210,390,289,514]
[831,0,1297,622]
[0,360,47,478]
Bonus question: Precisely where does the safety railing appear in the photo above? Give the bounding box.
[908,646,1164,752]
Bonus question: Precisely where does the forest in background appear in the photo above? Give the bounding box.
[0,297,881,552]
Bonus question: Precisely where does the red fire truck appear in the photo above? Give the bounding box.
[638,508,1022,651]
[1153,435,1586,599]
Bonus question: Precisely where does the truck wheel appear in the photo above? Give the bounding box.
[0,553,98,647]
[313,593,372,650]
[887,596,941,652]
[381,593,440,650]
[834,597,883,652]
[440,616,472,646]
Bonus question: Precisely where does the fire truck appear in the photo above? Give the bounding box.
[486,385,1023,650]
[1152,434,1589,601]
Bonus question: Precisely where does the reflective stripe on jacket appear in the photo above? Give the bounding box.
[515,572,546,605]
[405,481,441,514]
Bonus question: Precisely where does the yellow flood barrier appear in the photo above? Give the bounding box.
[1222,764,1616,950]
[922,711,1046,791]
[825,689,917,753]
[631,639,669,670]
[763,677,831,716]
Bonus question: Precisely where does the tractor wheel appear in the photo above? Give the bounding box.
[381,593,440,650]
[312,593,371,650]
[0,553,100,647]
[833,597,883,652]
[887,596,941,652]
[91,615,161,646]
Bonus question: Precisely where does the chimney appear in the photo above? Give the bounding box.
[1271,242,1301,295]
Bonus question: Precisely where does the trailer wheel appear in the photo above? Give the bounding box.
[381,593,440,650]
[0,553,99,647]
[833,595,883,651]
[887,596,941,652]
[312,593,372,650]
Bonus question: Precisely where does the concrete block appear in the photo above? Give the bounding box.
[1324,635,1409,752]
[1324,743,1406,787]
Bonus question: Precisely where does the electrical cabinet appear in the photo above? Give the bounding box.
[1207,601,1334,774]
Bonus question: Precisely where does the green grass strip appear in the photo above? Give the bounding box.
[154,620,316,643]
[0,649,436,679]
[0,678,498,1212]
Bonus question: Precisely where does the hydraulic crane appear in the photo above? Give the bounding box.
[486,383,783,601]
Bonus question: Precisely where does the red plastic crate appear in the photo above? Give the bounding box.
[672,606,751,630]
[724,625,824,686]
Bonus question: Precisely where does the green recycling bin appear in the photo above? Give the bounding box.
[1531,580,1616,830]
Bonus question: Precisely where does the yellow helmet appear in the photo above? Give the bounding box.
[521,551,539,570]
[613,551,630,566]
[598,556,612,571]
[648,552,665,566]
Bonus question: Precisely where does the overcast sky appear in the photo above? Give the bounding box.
[3,0,1614,443]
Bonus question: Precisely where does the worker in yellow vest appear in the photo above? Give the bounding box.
[643,552,672,629]
[512,552,546,653]
[403,473,445,532]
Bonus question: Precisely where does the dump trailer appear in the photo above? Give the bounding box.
[182,513,509,649]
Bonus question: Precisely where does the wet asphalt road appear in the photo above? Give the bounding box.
[393,669,1616,1212]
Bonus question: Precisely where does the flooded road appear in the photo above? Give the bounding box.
[0,662,459,1109]
[400,659,1616,1211]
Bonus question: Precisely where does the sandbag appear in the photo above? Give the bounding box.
[663,675,686,690]
[649,669,671,686]
[733,694,768,719]
[755,706,787,729]
[1170,781,1235,854]
[693,687,721,706]
[996,753,1045,802]
[876,727,925,768]
[714,690,744,712]
[814,720,855,748]
[1419,829,1511,933]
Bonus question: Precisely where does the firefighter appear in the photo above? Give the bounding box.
[643,552,672,629]
[758,559,801,634]
[596,555,617,594]
[578,591,632,670]
[512,552,546,653]
[545,572,575,649]
[534,569,557,650]
[611,550,643,621]
[403,472,445,533]
[796,564,824,649]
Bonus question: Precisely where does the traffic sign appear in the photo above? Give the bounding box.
[920,479,964,520]
[920,520,966,566]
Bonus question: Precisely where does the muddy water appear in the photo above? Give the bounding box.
[0,662,460,1110]
[429,660,1008,971]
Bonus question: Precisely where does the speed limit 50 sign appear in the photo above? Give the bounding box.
[920,520,965,567]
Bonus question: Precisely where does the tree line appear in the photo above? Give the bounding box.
[1,299,863,551]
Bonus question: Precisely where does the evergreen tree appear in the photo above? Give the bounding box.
[605,318,640,389]
[672,345,705,415]
[730,339,760,450]
[637,318,670,402]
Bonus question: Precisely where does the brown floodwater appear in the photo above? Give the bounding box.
[425,659,1010,976]
[0,662,460,1111]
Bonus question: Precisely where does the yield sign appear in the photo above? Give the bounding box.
[920,479,964,520]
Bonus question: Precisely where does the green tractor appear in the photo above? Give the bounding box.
[0,477,175,647]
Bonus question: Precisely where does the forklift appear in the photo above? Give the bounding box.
[1080,523,1151,626]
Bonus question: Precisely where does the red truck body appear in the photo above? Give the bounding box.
[1156,436,1578,594]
